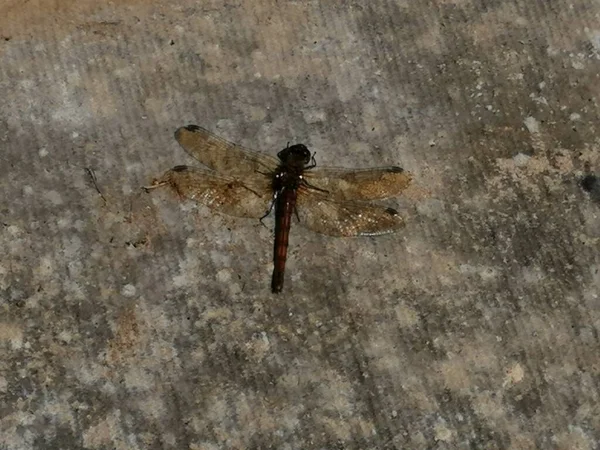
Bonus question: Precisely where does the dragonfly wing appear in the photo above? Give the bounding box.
[175,125,280,180]
[152,165,272,218]
[296,188,406,237]
[305,166,412,201]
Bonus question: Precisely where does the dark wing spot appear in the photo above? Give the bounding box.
[172,165,188,172]
[389,166,404,173]
[385,207,399,216]
[174,125,201,140]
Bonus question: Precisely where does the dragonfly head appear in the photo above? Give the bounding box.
[278,144,312,166]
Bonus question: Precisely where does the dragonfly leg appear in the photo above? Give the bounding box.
[304,152,318,170]
[259,191,278,226]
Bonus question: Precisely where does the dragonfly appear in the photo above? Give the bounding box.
[146,125,412,293]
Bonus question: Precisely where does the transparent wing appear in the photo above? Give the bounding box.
[296,188,406,237]
[150,165,272,218]
[175,125,279,181]
[305,166,412,201]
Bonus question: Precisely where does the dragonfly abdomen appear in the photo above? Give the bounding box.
[271,188,297,293]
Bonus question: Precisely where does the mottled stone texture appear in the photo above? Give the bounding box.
[1,0,599,449]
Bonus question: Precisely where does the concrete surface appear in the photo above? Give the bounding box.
[1,0,599,449]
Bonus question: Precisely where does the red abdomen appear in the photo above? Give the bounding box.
[271,188,297,293]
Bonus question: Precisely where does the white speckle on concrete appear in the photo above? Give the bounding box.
[434,417,454,442]
[569,112,581,121]
[44,190,64,206]
[210,250,231,267]
[57,216,73,230]
[513,153,531,167]
[245,331,271,362]
[23,185,34,195]
[58,330,73,344]
[121,284,137,297]
[522,266,546,284]
[38,147,48,157]
[185,237,199,247]
[173,254,201,288]
[63,279,86,301]
[124,366,154,391]
[68,260,83,278]
[7,225,23,237]
[0,323,24,350]
[99,382,116,396]
[586,28,600,51]
[503,362,525,387]
[524,116,540,134]
[19,78,35,90]
[216,269,232,283]
[458,264,498,281]
[62,235,82,259]
[242,104,267,121]
[508,72,524,80]
[394,303,420,329]
[302,108,327,124]
[74,219,86,232]
[0,264,7,290]
[530,93,548,106]
[571,58,585,70]
[416,198,445,217]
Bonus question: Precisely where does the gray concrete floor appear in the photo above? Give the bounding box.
[1,1,599,449]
